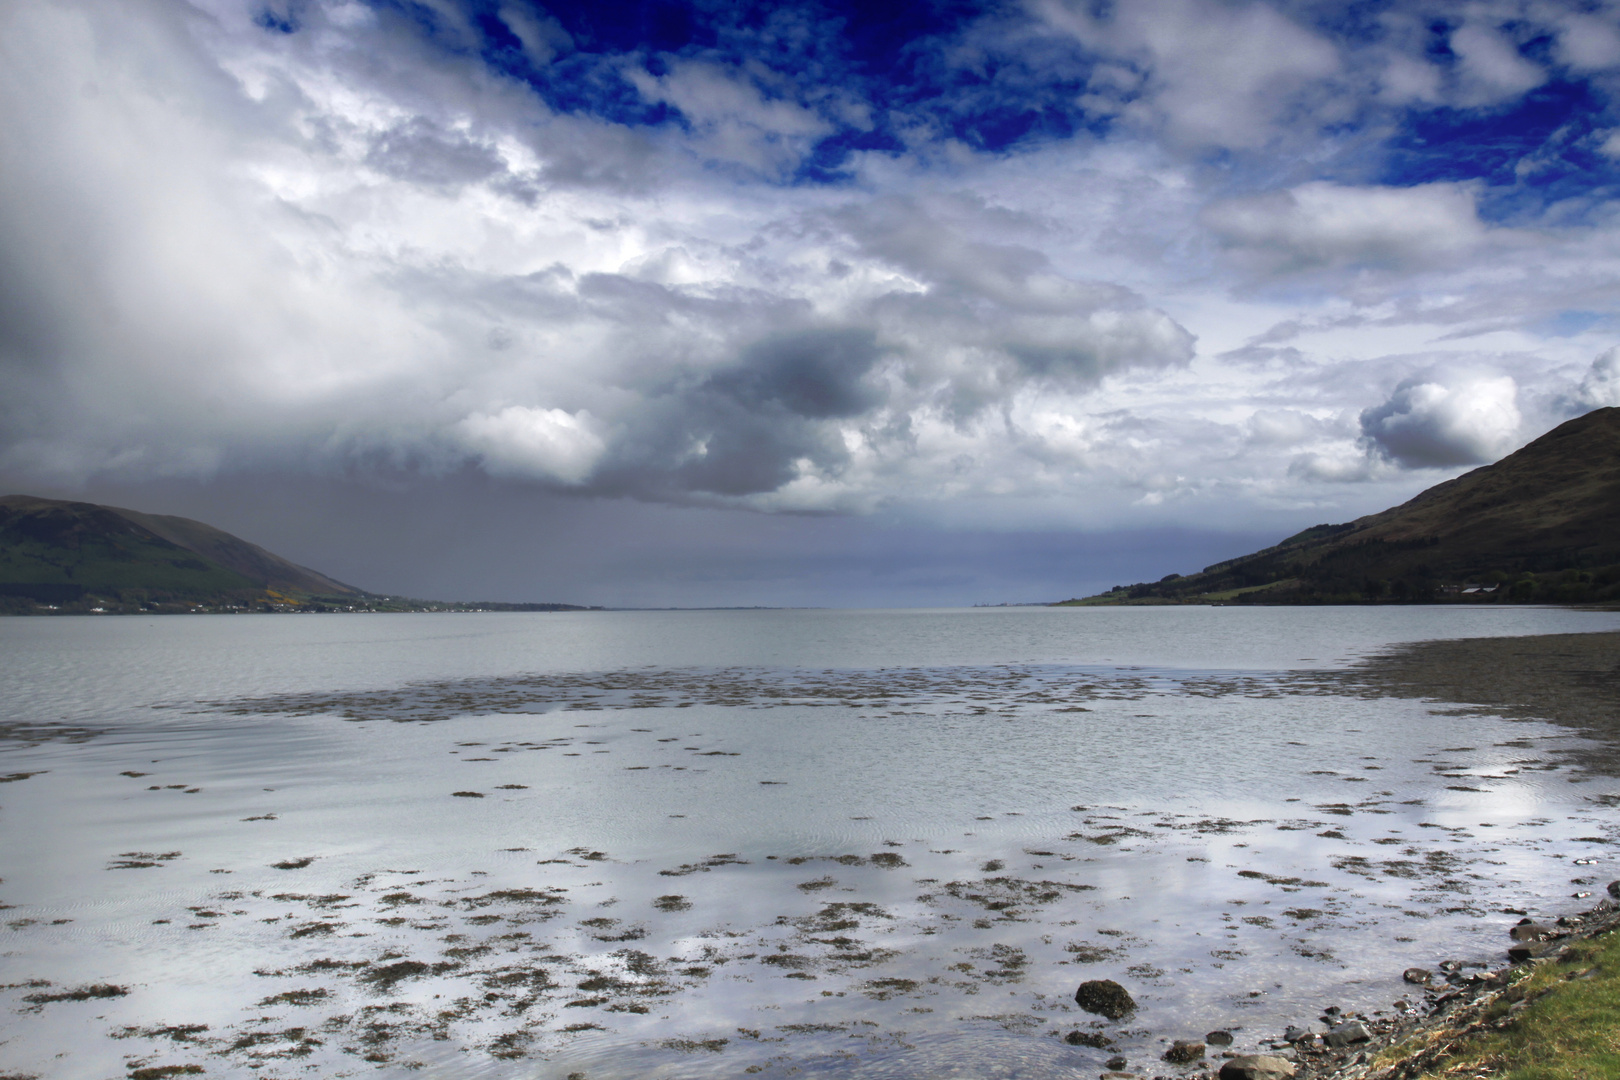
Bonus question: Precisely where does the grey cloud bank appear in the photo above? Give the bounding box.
[2,0,1618,604]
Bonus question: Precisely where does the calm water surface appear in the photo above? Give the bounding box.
[3,606,1620,1079]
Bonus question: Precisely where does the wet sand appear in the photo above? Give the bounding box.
[1328,629,1620,772]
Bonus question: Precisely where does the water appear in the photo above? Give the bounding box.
[2,606,1619,1079]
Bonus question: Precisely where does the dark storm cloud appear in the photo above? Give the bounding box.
[50,470,1285,608]
[714,327,884,420]
[653,327,883,497]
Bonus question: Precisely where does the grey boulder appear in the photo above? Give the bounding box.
[1323,1021,1371,1048]
[1218,1055,1298,1080]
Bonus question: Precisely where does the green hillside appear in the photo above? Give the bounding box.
[0,496,360,613]
[1057,406,1620,606]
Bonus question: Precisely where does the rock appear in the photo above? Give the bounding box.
[1075,979,1136,1020]
[1510,920,1555,942]
[1099,1073,1141,1079]
[1105,1056,1128,1071]
[1323,1021,1371,1048]
[1206,1030,1234,1046]
[1218,1055,1298,1080]
[1163,1041,1205,1064]
[1282,1025,1310,1043]
[1508,941,1560,963]
[1402,967,1431,984]
[1066,1030,1114,1048]
[1607,880,1620,899]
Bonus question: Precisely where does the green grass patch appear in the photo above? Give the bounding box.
[1389,931,1620,1079]
[1194,579,1300,603]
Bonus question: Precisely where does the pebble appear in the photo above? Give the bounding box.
[1163,1041,1205,1064]
[1205,1030,1234,1046]
[1065,1030,1113,1048]
[1608,880,1620,898]
[1105,1056,1128,1070]
[1510,920,1555,942]
[1402,967,1431,984]
[1282,1026,1310,1043]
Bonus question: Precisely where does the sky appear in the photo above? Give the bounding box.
[2,0,1619,607]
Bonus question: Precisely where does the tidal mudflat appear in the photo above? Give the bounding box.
[2,608,1619,1079]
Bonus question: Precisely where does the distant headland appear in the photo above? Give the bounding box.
[1056,406,1620,607]
[0,495,596,615]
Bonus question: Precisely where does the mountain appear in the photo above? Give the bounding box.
[1056,406,1620,606]
[107,504,357,596]
[0,495,362,612]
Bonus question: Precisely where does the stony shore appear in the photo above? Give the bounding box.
[1287,891,1616,1079]
[1186,627,1620,1080]
[1091,891,1620,1080]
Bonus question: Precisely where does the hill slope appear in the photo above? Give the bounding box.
[0,495,361,611]
[109,505,357,596]
[1058,406,1620,606]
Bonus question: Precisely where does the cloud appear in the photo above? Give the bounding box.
[364,118,508,187]
[1448,23,1546,106]
[494,3,571,68]
[456,406,605,484]
[2,0,1619,558]
[1031,0,1341,150]
[1201,181,1489,275]
[624,59,833,177]
[1359,373,1522,469]
[1573,347,1620,410]
[1550,9,1620,73]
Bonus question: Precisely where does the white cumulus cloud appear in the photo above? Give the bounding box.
[1574,347,1620,410]
[457,406,606,484]
[1360,373,1522,469]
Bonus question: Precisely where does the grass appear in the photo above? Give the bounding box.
[1381,930,1620,1079]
